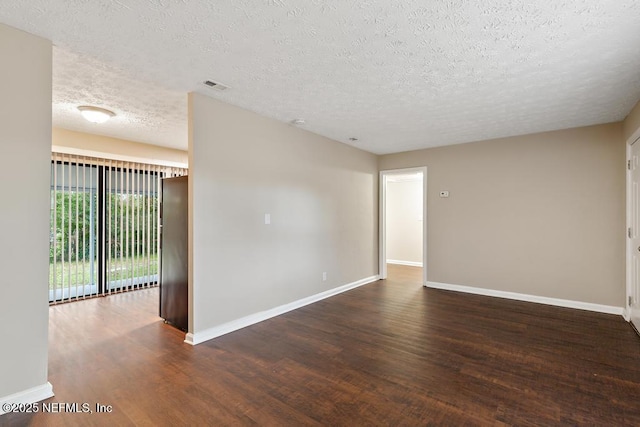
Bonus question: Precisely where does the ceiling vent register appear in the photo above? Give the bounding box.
[203,80,228,91]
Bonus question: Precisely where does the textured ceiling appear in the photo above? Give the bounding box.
[53,48,186,150]
[1,1,640,154]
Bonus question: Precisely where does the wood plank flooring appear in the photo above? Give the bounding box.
[2,264,639,426]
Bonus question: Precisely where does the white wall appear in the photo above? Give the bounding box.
[386,180,423,265]
[624,99,640,143]
[0,24,53,403]
[379,123,625,307]
[188,93,378,341]
[52,127,188,166]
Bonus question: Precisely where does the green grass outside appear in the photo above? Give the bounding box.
[49,253,158,290]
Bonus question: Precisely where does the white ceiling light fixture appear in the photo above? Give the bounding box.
[291,118,305,125]
[77,105,115,124]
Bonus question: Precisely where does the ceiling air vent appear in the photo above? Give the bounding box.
[203,80,228,91]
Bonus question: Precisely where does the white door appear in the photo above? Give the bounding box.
[630,140,640,333]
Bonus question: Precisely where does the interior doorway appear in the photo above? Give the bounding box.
[379,167,427,285]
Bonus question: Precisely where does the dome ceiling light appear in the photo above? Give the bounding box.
[77,105,116,124]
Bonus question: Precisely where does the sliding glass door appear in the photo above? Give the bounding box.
[49,159,99,302]
[104,164,160,293]
[49,153,186,304]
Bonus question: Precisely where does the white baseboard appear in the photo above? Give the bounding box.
[387,259,423,267]
[185,275,380,345]
[426,281,625,316]
[0,382,54,415]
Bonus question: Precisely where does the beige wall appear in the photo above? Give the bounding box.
[386,180,423,264]
[624,100,640,143]
[0,25,52,400]
[379,123,626,306]
[52,127,188,166]
[189,93,378,335]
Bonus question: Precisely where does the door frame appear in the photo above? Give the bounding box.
[379,167,428,286]
[626,131,640,322]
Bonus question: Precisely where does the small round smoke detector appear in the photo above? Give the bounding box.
[292,118,305,125]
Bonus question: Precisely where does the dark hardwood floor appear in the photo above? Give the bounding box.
[2,264,640,426]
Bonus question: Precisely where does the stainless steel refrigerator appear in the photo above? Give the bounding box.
[159,175,188,331]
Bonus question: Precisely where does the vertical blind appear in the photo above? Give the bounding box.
[49,152,187,304]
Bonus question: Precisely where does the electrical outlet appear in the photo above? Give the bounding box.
[322,272,327,281]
